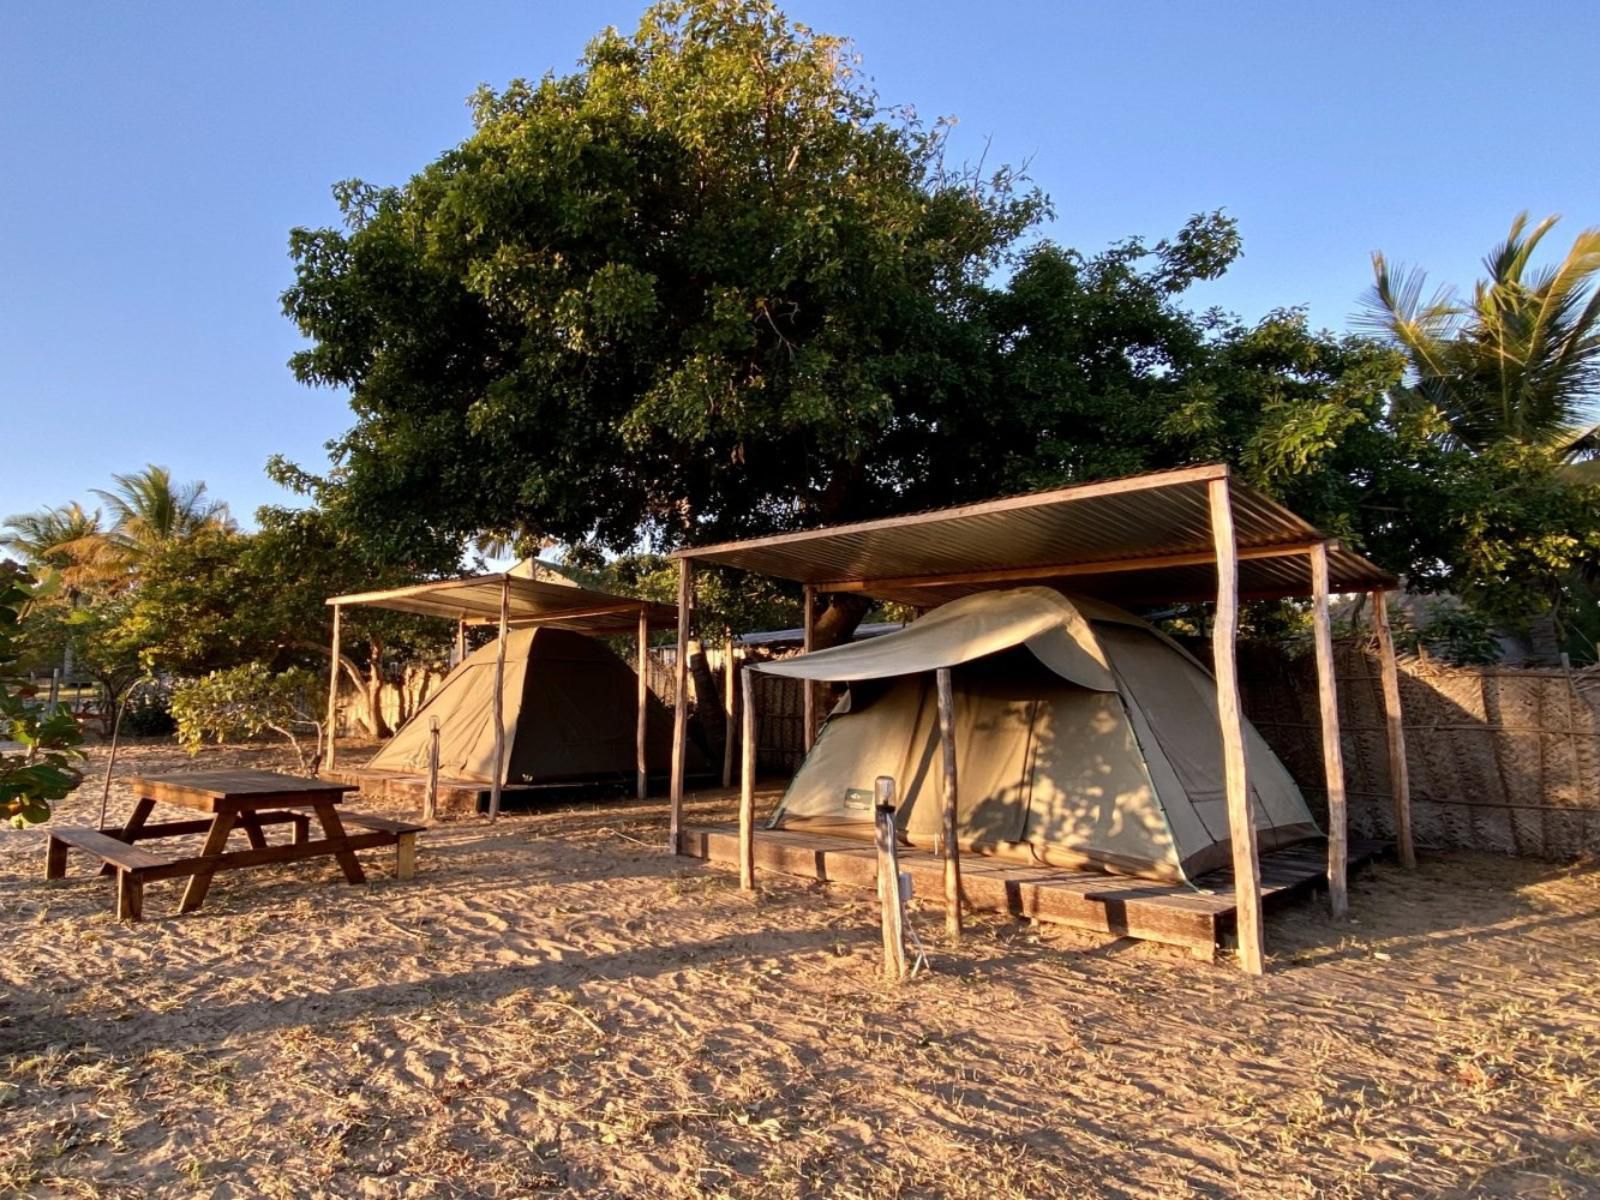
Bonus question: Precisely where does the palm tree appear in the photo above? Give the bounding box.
[1359,212,1600,462]
[0,503,122,595]
[91,465,235,561]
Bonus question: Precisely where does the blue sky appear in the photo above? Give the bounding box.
[3,1,1596,528]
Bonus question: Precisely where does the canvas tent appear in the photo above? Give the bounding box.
[366,627,704,786]
[755,587,1318,883]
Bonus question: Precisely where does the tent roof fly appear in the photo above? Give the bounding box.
[673,463,1394,606]
[326,573,679,635]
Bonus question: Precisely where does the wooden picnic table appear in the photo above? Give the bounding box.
[45,769,422,921]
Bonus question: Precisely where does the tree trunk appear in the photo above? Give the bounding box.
[364,637,391,739]
[813,593,871,650]
[686,637,726,761]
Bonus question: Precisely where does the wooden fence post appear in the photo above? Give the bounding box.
[874,775,909,983]
[636,608,649,802]
[1208,476,1265,976]
[488,577,510,822]
[669,558,692,853]
[325,604,341,772]
[935,667,963,942]
[802,584,817,751]
[740,666,757,890]
[424,715,440,821]
[722,628,736,789]
[1371,589,1416,868]
[1310,542,1349,917]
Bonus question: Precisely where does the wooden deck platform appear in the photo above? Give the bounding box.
[680,825,1384,961]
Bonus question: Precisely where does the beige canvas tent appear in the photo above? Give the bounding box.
[368,626,705,786]
[756,587,1319,883]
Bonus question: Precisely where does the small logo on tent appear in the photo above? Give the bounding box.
[842,788,873,813]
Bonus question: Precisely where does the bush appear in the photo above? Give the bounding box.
[120,681,176,737]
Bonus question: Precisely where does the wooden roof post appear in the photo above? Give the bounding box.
[1310,542,1349,916]
[636,608,649,802]
[1372,588,1416,868]
[802,584,817,750]
[324,604,341,773]
[935,666,963,943]
[669,558,691,853]
[740,665,757,889]
[455,618,467,666]
[1209,477,1265,975]
[722,627,736,789]
[488,576,510,822]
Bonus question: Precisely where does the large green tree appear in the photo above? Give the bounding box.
[281,0,1043,567]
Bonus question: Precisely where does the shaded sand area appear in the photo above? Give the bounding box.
[3,742,1598,1198]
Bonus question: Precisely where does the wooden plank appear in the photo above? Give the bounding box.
[637,608,649,802]
[669,558,691,853]
[1310,542,1349,917]
[178,812,239,913]
[425,715,440,821]
[1209,476,1265,975]
[935,666,963,942]
[45,836,67,880]
[395,834,416,882]
[46,826,169,871]
[816,539,1332,594]
[721,628,736,789]
[340,813,426,835]
[115,812,306,841]
[489,576,510,822]
[138,829,400,883]
[874,778,909,982]
[1372,589,1416,868]
[128,771,356,807]
[325,604,341,771]
[239,813,269,851]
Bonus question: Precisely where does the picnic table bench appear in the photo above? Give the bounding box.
[44,770,424,921]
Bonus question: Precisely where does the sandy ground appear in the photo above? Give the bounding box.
[2,741,1598,1198]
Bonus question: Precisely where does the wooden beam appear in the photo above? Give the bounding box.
[636,608,649,802]
[1371,589,1416,868]
[455,618,467,666]
[721,628,736,789]
[814,540,1332,594]
[802,584,817,751]
[1209,477,1264,976]
[462,601,647,627]
[673,463,1232,563]
[1310,543,1349,917]
[488,576,510,822]
[935,666,963,942]
[669,558,691,853]
[424,716,440,822]
[324,605,341,772]
[739,666,756,890]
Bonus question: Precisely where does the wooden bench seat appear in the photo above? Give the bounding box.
[340,813,425,881]
[45,826,170,921]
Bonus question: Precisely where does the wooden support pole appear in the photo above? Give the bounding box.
[637,608,649,802]
[669,558,692,853]
[424,716,440,822]
[1208,477,1265,976]
[1310,542,1349,917]
[488,577,510,822]
[1371,589,1416,868]
[325,605,341,772]
[456,618,467,666]
[722,628,737,789]
[934,667,963,942]
[802,584,817,751]
[874,775,909,982]
[739,666,757,890]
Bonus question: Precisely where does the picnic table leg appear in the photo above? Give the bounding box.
[178,812,238,914]
[292,814,309,845]
[239,813,269,850]
[46,836,67,880]
[313,805,367,885]
[101,796,156,876]
[116,870,144,922]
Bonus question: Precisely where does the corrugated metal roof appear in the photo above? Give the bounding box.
[327,574,678,635]
[677,464,1395,605]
